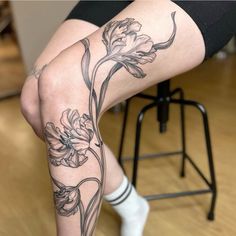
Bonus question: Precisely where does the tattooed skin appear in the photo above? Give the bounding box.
[29,64,48,79]
[44,12,177,235]
[45,109,95,168]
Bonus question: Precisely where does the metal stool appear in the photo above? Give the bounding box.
[118,80,217,221]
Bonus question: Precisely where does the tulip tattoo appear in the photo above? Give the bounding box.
[45,12,177,235]
[45,109,94,168]
[102,18,157,78]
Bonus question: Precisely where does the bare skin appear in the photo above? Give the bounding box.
[20,0,205,235]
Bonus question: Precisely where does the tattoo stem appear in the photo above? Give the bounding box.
[89,57,108,126]
[88,56,108,180]
[79,202,85,235]
[88,147,103,174]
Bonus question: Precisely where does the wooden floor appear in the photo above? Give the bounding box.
[0,38,235,236]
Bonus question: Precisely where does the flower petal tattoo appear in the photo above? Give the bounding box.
[102,18,156,78]
[45,109,94,168]
[45,12,177,236]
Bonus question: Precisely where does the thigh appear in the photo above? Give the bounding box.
[173,0,236,59]
[38,0,205,118]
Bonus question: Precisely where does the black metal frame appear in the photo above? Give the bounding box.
[118,81,217,221]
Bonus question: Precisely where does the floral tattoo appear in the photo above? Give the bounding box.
[45,12,177,235]
[30,64,48,79]
[45,109,94,168]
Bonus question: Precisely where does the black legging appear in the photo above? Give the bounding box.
[65,0,236,60]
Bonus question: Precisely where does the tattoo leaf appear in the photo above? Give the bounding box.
[97,63,122,116]
[81,38,98,110]
[153,11,177,51]
[81,38,91,89]
[52,177,65,189]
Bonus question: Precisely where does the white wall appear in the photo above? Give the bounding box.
[10,0,77,72]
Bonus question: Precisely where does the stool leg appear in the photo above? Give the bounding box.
[171,98,217,220]
[170,88,187,177]
[132,102,157,187]
[179,89,187,178]
[197,104,217,221]
[182,101,217,221]
[118,99,130,168]
[157,81,170,133]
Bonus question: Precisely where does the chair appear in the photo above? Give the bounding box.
[118,80,217,221]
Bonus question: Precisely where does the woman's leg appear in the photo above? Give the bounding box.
[20,19,98,138]
[22,0,206,235]
[20,19,124,195]
[21,13,150,236]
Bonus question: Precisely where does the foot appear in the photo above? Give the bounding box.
[121,196,150,236]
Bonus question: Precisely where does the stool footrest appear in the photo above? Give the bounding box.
[121,151,182,161]
[118,90,218,220]
[185,154,211,188]
[144,189,212,201]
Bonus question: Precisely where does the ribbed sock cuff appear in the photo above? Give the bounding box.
[104,176,132,206]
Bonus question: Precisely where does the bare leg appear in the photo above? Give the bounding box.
[20,19,123,195]
[21,0,205,235]
[20,19,98,138]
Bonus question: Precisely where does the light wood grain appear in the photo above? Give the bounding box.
[0,39,235,236]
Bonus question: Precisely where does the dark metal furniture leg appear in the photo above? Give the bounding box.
[118,88,217,221]
[170,88,187,178]
[196,103,217,220]
[171,99,217,221]
[179,90,187,178]
[118,99,130,168]
[157,81,170,133]
[132,102,157,187]
[176,89,187,177]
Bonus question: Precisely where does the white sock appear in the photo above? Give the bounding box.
[104,176,150,236]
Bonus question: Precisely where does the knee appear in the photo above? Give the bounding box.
[37,51,90,111]
[20,76,39,126]
[37,47,109,122]
[37,65,74,109]
[37,65,56,103]
[20,77,45,138]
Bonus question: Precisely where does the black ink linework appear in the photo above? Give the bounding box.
[45,12,177,235]
[30,64,48,79]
